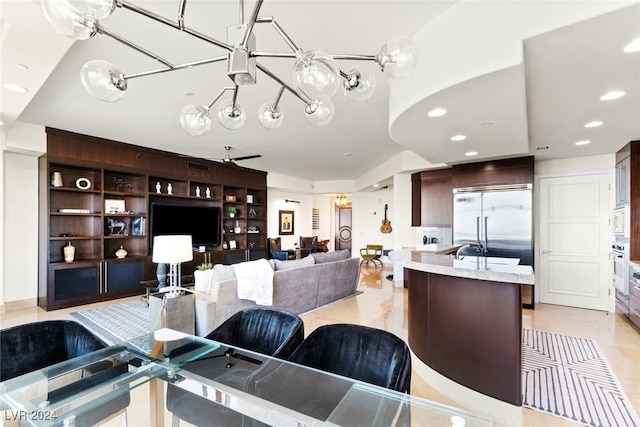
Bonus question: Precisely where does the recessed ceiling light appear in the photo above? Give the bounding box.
[13,63,29,71]
[183,91,195,96]
[584,121,603,128]
[600,91,625,101]
[450,135,466,141]
[465,151,478,156]
[481,122,493,127]
[575,140,591,146]
[344,152,351,156]
[623,38,640,53]
[427,108,447,118]
[2,83,28,93]
[373,183,380,188]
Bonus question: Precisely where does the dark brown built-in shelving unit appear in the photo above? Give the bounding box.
[39,128,267,310]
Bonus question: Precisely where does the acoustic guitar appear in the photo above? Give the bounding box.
[380,204,392,233]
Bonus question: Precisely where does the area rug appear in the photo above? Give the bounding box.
[522,328,639,426]
[70,300,149,345]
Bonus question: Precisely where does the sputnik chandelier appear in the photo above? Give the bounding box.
[41,0,417,135]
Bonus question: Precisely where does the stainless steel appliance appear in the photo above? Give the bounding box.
[453,184,533,307]
[612,241,630,315]
[613,205,630,238]
[629,262,640,328]
[453,184,533,265]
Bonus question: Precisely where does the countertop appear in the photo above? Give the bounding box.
[406,253,534,285]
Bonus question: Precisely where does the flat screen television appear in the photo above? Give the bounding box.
[150,203,221,247]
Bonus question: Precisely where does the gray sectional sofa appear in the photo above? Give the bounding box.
[193,250,360,336]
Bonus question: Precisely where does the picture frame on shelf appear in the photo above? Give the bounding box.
[279,210,294,235]
[229,240,237,250]
[105,199,125,214]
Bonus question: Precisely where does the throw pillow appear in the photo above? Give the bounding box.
[312,249,350,264]
[211,264,236,283]
[273,254,315,271]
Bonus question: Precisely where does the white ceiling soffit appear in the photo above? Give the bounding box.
[389,0,639,165]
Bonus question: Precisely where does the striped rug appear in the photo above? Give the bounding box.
[71,300,149,345]
[522,328,639,426]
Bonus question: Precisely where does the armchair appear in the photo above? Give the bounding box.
[360,245,383,267]
[267,237,295,260]
[299,236,319,257]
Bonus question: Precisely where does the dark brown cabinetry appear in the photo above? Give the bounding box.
[619,141,640,261]
[411,169,453,226]
[411,156,534,227]
[39,128,267,310]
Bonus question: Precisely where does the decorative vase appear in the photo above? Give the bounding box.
[51,171,63,187]
[115,245,127,259]
[194,269,214,293]
[234,220,241,234]
[63,241,75,263]
[156,263,168,287]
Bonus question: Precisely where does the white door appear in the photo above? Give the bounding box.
[538,173,610,310]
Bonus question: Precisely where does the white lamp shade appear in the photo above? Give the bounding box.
[152,235,194,263]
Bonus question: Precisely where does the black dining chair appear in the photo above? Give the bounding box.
[247,324,412,425]
[0,320,130,426]
[166,308,305,426]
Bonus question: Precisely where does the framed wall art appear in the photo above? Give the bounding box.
[279,210,294,235]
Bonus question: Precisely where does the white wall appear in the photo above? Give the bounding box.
[352,187,395,258]
[266,189,334,251]
[3,152,39,305]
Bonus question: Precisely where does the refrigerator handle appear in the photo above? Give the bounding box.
[476,216,481,244]
[484,216,489,253]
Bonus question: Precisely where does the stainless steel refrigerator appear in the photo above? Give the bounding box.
[453,184,533,268]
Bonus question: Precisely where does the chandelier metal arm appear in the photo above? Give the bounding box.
[118,0,233,52]
[251,52,376,62]
[240,0,265,50]
[96,25,175,68]
[177,0,187,31]
[205,87,235,111]
[123,56,227,80]
[255,62,311,105]
[255,17,300,53]
[272,86,285,108]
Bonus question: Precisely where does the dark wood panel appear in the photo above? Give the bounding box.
[452,156,534,188]
[630,141,640,260]
[407,268,522,406]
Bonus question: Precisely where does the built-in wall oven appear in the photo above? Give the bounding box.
[629,262,640,329]
[612,241,630,315]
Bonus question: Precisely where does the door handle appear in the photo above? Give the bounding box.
[542,250,552,254]
[484,216,489,253]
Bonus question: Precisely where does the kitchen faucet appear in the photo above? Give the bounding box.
[455,243,483,260]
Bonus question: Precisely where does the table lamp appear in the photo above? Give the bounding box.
[152,235,193,294]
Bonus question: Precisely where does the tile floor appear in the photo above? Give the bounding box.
[1,264,638,426]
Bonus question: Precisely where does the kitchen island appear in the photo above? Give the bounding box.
[405,254,534,425]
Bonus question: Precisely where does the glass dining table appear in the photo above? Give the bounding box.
[0,329,493,426]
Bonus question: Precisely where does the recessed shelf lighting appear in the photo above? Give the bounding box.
[427,108,447,118]
[623,38,640,53]
[2,83,28,93]
[450,135,466,141]
[575,140,591,146]
[600,91,625,101]
[465,151,478,156]
[584,121,603,128]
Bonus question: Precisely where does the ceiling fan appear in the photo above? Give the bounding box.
[220,146,262,165]
[182,146,262,167]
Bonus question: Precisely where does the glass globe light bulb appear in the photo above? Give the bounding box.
[304,100,334,127]
[377,36,417,79]
[292,50,340,102]
[41,0,96,40]
[179,104,211,136]
[67,0,117,19]
[342,68,376,102]
[80,60,126,102]
[217,102,246,130]
[257,103,284,130]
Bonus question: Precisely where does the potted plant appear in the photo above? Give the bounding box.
[228,206,237,218]
[194,262,214,293]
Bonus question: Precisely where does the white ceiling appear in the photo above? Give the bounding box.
[2,0,639,189]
